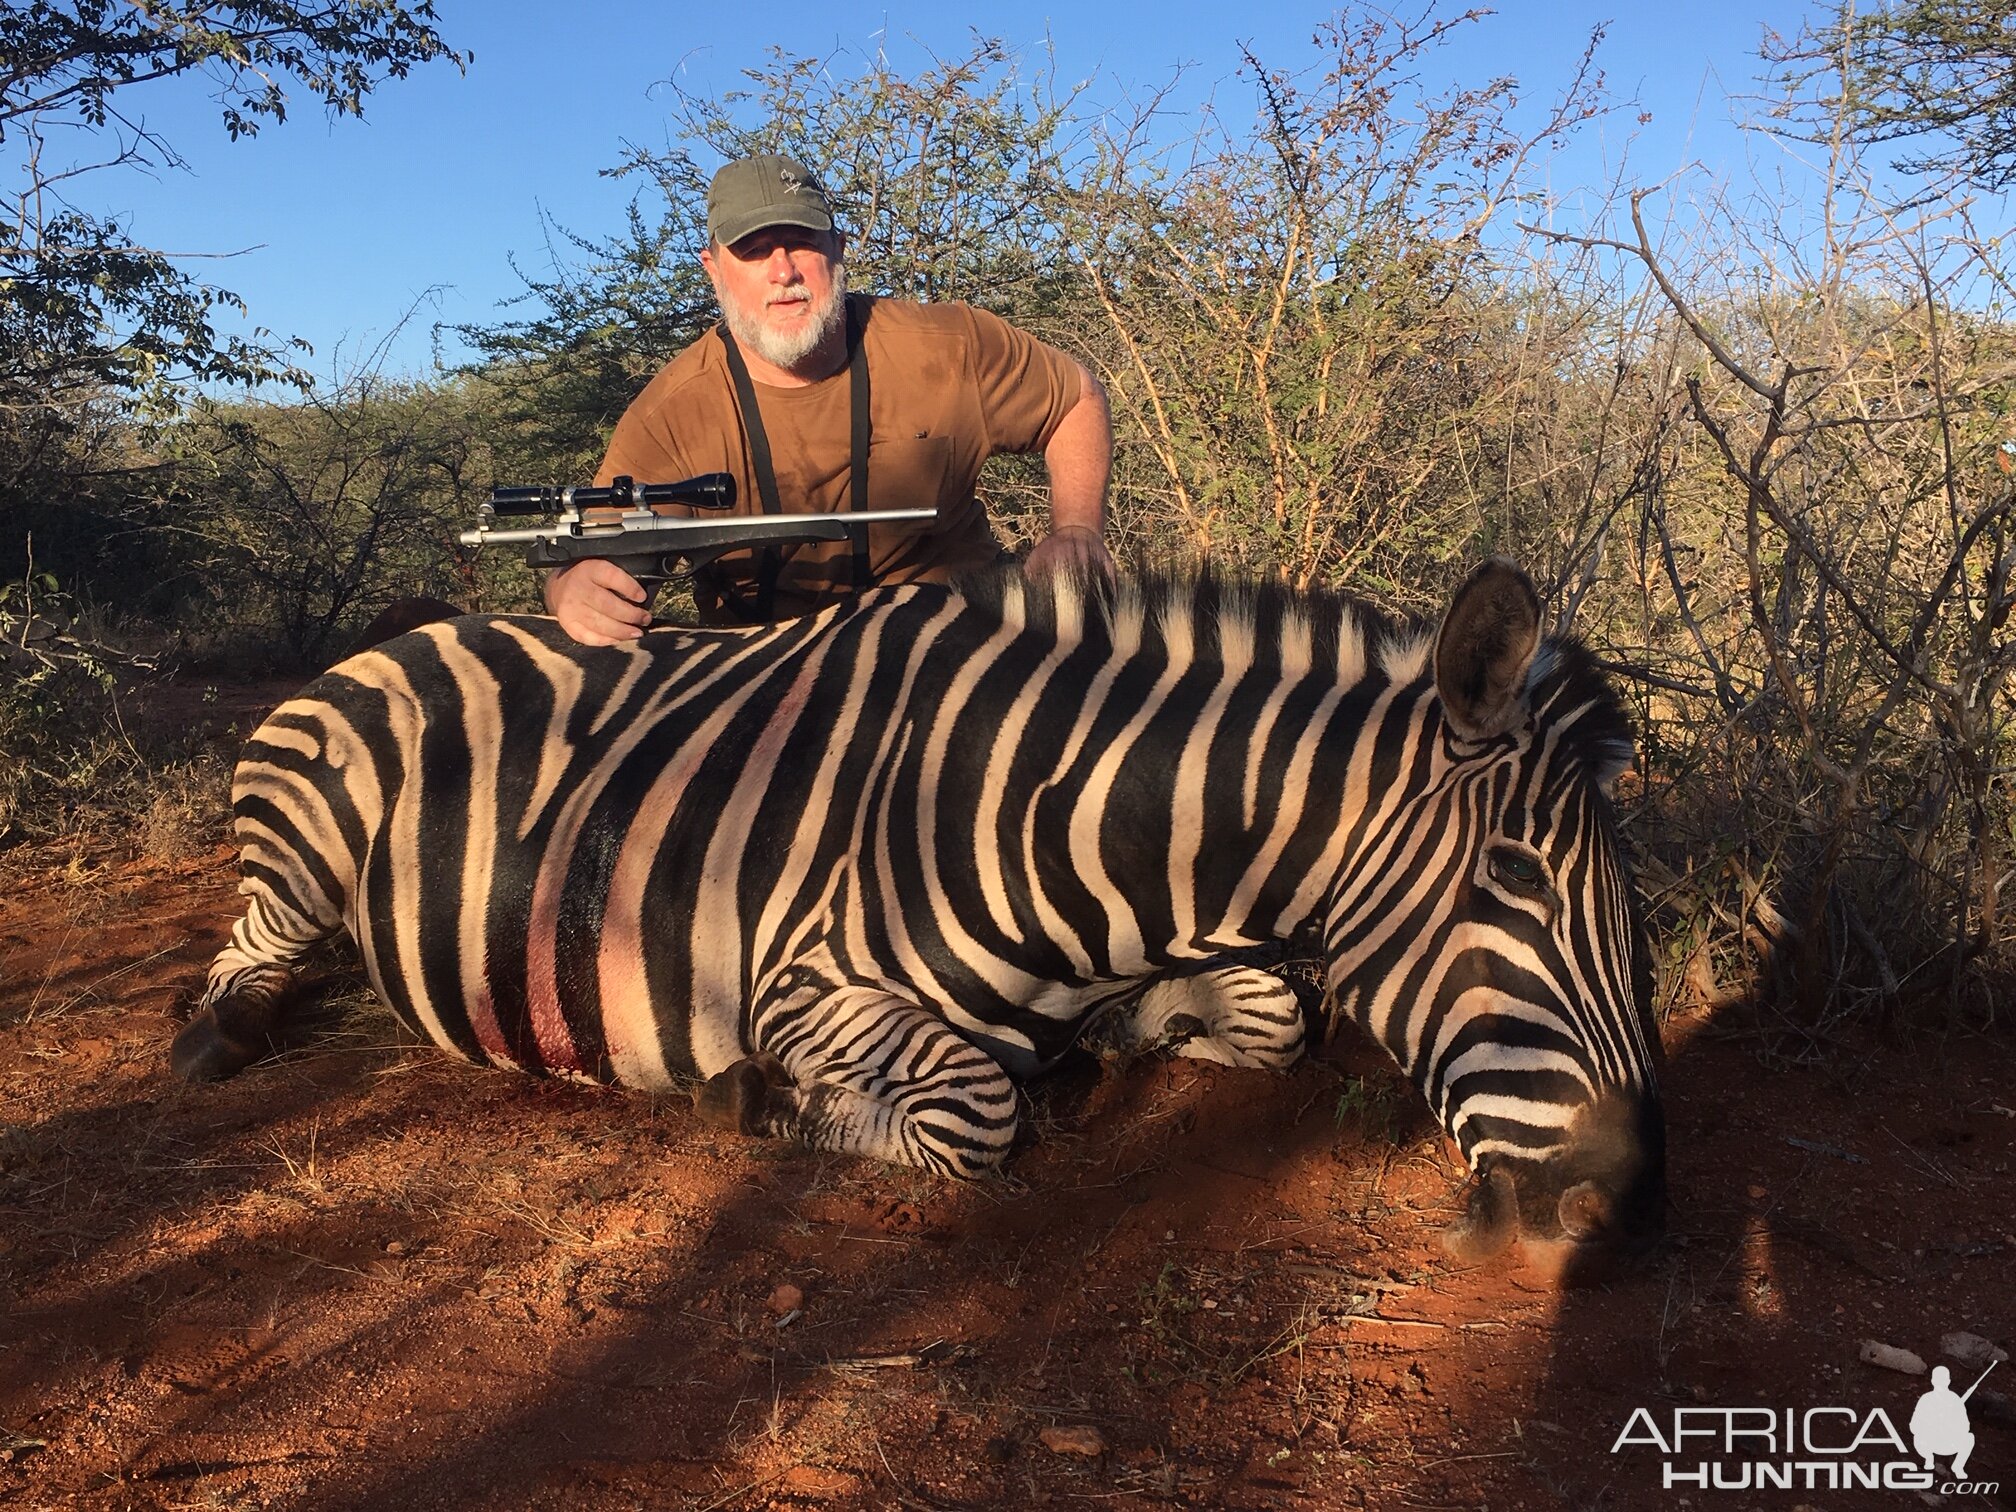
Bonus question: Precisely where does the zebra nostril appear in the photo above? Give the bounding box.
[1556,1179,1613,1240]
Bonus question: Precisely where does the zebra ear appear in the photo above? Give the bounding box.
[1435,558,1542,740]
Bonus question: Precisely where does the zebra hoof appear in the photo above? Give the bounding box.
[694,1052,795,1136]
[1442,1165,1520,1262]
[169,1011,268,1083]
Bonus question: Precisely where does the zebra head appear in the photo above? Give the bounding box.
[1325,558,1665,1265]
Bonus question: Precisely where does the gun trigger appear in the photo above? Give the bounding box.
[632,556,678,585]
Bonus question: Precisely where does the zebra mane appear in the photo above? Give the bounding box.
[1523,635,1638,788]
[948,563,1636,786]
[952,562,1419,684]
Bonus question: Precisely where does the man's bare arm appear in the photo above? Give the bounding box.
[1025,361,1116,579]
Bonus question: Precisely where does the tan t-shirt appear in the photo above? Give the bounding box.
[594,293,1082,621]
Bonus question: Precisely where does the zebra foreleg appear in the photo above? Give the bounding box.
[172,960,300,1083]
[695,987,1020,1179]
[172,887,340,1082]
[1111,966,1307,1070]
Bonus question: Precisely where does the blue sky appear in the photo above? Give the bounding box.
[74,2,1815,384]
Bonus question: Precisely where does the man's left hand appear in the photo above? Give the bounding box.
[1025,524,1115,583]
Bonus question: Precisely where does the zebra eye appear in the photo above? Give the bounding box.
[1486,846,1550,899]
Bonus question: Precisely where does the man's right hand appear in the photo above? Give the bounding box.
[543,558,652,645]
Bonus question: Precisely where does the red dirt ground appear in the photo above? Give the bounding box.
[1,834,2011,1511]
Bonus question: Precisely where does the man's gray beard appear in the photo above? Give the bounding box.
[722,264,848,371]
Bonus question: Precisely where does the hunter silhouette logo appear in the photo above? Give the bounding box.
[1913,1362,1996,1480]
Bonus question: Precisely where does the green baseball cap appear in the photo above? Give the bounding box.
[706,153,835,247]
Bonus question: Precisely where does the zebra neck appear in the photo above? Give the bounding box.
[950,580,1436,969]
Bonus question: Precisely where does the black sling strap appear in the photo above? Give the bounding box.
[716,296,871,620]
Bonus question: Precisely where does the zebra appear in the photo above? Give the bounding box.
[173,559,1664,1260]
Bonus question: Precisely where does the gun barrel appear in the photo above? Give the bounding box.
[1961,1360,1999,1402]
[460,506,938,549]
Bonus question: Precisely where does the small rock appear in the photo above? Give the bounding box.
[1858,1340,1926,1375]
[383,1239,406,1255]
[767,1282,804,1314]
[1940,1331,2009,1370]
[1747,1184,1768,1200]
[1040,1425,1108,1457]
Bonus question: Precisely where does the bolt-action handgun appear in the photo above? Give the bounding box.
[460,473,937,581]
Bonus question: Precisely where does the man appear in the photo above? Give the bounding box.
[545,152,1114,644]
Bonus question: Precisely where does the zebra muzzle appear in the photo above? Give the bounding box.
[1555,1179,1615,1240]
[694,1051,797,1136]
[1442,1170,1628,1264]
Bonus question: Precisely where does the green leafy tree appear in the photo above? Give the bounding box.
[1,2,468,588]
[453,38,1085,491]
[452,203,717,484]
[642,38,1083,313]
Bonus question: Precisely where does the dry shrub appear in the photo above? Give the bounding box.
[0,577,239,858]
[1528,167,2016,1030]
[137,756,234,863]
